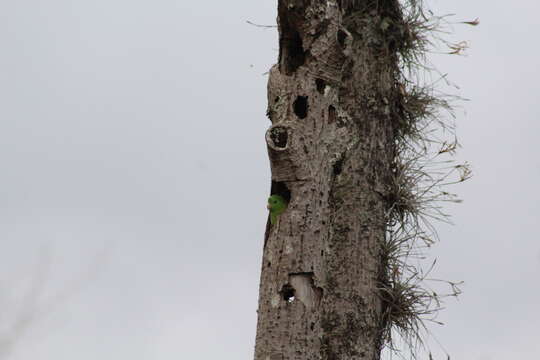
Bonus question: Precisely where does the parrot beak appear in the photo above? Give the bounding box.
[266,203,271,210]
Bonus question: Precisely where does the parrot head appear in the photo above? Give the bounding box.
[267,195,287,224]
[267,195,287,211]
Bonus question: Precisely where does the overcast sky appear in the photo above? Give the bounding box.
[0,1,538,360]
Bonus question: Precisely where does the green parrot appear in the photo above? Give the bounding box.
[267,195,288,225]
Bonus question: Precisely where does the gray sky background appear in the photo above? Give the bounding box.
[0,1,538,360]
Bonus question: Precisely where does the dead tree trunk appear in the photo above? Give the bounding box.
[254,1,406,359]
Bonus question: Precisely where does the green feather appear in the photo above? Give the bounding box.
[268,195,287,225]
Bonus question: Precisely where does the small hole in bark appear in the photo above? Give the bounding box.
[288,272,324,308]
[280,283,296,302]
[274,96,280,103]
[293,96,308,119]
[333,157,344,175]
[337,30,347,48]
[267,262,271,267]
[310,322,315,331]
[271,181,291,203]
[328,105,336,124]
[316,79,326,94]
[283,29,305,75]
[269,126,288,148]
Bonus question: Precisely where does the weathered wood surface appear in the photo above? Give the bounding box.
[255,1,402,359]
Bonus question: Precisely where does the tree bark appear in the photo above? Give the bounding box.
[255,1,403,359]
